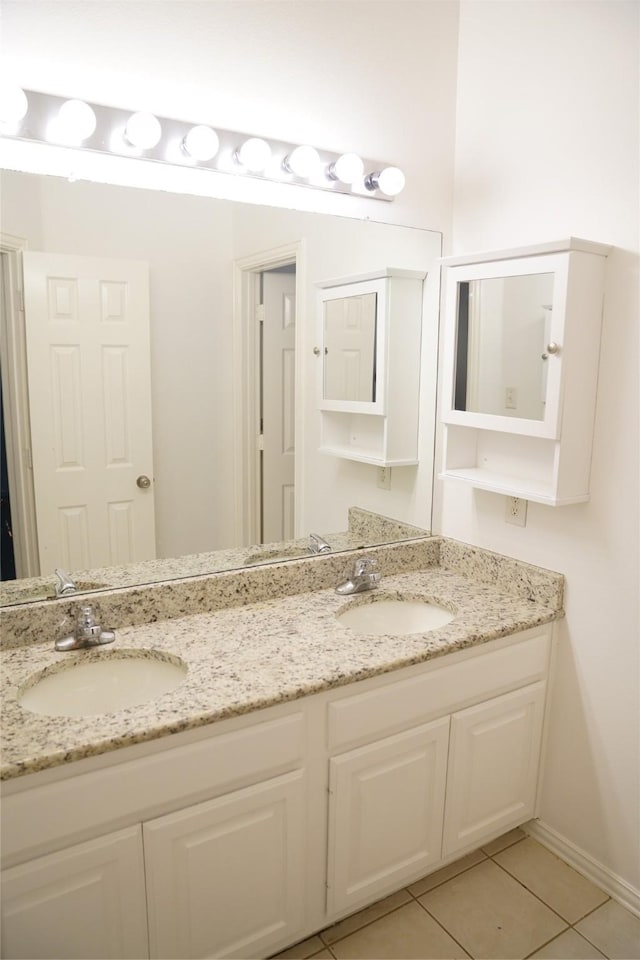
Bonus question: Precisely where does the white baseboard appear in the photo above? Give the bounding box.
[524,819,640,919]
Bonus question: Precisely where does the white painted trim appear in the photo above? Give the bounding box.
[439,237,611,267]
[0,233,39,578]
[523,819,640,918]
[232,241,305,545]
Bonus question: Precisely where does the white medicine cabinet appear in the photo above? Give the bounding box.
[316,268,426,466]
[440,238,610,505]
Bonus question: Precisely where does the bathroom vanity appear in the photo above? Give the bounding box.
[0,538,563,960]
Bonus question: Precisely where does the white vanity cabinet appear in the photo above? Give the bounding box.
[1,825,148,960]
[440,238,610,504]
[324,625,552,920]
[1,623,554,959]
[316,268,426,466]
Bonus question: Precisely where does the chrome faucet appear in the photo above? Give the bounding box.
[55,605,116,652]
[308,533,331,554]
[55,568,77,597]
[335,557,381,595]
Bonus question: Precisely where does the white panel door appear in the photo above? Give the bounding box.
[143,771,306,960]
[442,681,547,857]
[327,717,450,917]
[1,826,148,960]
[22,252,156,574]
[262,270,296,543]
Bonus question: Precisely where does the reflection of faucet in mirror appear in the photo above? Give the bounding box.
[55,569,77,598]
[308,533,331,554]
[336,557,381,595]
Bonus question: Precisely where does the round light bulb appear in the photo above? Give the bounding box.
[377,166,405,196]
[55,99,97,142]
[236,137,271,172]
[0,84,28,125]
[284,145,321,179]
[183,124,219,161]
[124,111,162,149]
[330,153,364,185]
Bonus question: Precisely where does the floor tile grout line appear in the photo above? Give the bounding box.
[405,858,488,900]
[318,898,415,949]
[489,850,588,929]
[411,894,474,958]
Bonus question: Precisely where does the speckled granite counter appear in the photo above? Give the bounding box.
[1,539,564,782]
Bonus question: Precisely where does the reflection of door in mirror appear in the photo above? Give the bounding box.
[20,252,157,576]
[455,272,554,421]
[323,293,377,403]
[261,268,296,543]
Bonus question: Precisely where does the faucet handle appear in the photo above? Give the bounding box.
[353,556,377,576]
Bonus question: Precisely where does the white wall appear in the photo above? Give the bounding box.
[443,0,639,899]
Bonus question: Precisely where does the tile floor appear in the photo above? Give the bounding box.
[274,829,640,960]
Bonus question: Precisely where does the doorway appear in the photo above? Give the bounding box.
[234,242,303,547]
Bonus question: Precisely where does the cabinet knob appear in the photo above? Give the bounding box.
[541,342,560,360]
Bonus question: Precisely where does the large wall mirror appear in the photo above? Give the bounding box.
[0,169,441,603]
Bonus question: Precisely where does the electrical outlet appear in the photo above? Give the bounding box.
[377,466,392,490]
[505,387,518,410]
[505,496,528,526]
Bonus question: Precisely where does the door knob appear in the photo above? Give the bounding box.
[136,475,151,489]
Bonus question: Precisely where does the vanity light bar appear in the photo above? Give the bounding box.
[0,89,405,201]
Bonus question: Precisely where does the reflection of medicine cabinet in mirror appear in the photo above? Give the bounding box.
[440,238,610,505]
[316,268,426,465]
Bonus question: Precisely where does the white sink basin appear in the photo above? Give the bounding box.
[337,597,455,635]
[18,652,188,717]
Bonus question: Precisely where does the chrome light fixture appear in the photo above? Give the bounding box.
[1,89,406,200]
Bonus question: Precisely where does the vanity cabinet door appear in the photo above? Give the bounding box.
[327,717,449,918]
[442,681,547,858]
[0,825,148,960]
[143,770,306,960]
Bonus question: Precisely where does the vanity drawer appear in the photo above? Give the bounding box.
[327,628,551,753]
[2,709,305,866]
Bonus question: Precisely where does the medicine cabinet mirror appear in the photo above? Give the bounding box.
[454,272,555,423]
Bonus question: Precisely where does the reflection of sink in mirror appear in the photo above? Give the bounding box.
[244,548,308,565]
[337,598,455,636]
[18,652,188,717]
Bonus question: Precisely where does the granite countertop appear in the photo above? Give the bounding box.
[0,553,563,782]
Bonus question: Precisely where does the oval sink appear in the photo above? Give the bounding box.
[18,651,188,717]
[337,598,455,635]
